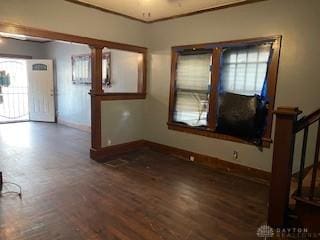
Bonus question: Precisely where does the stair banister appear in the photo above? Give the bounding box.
[309,120,320,200]
[268,107,301,228]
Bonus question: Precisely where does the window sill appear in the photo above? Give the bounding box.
[167,122,272,148]
[89,92,146,100]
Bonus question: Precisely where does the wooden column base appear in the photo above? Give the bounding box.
[0,171,3,192]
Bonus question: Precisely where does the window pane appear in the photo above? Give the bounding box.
[176,53,211,91]
[174,53,211,126]
[245,63,257,91]
[221,43,272,96]
[237,51,247,63]
[174,91,209,127]
[235,63,246,90]
[247,51,258,62]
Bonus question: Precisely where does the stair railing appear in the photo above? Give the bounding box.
[268,107,320,228]
[295,108,320,200]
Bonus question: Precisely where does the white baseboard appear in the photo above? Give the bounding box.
[57,118,91,133]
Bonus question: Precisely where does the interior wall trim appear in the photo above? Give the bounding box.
[91,139,271,184]
[64,0,268,24]
[90,140,146,161]
[57,118,91,133]
[0,22,147,52]
[65,0,146,23]
[90,92,146,101]
[145,140,271,184]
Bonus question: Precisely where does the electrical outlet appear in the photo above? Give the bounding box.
[189,156,195,162]
[107,139,112,146]
[233,151,239,161]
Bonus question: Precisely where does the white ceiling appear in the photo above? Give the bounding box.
[72,0,255,22]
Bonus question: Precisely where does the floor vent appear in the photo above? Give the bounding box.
[104,159,128,168]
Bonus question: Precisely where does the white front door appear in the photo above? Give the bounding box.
[26,59,55,122]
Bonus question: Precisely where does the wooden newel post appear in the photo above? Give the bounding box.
[89,46,103,158]
[268,107,301,228]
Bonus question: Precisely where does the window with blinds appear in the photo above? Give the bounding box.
[221,43,272,96]
[174,53,212,126]
[168,36,281,145]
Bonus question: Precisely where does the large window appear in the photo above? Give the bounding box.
[168,36,281,146]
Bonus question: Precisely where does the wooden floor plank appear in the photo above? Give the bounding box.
[0,122,268,240]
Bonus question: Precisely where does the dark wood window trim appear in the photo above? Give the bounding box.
[90,92,146,101]
[168,36,282,148]
[0,22,147,52]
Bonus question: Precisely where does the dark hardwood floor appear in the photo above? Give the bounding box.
[0,122,269,240]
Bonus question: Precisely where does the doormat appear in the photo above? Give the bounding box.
[104,159,128,168]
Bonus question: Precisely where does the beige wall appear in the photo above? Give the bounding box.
[145,0,320,172]
[0,0,147,46]
[101,100,144,147]
[103,49,140,93]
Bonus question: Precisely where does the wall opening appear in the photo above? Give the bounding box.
[0,58,28,123]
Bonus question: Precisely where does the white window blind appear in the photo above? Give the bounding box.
[174,53,211,126]
[221,43,272,96]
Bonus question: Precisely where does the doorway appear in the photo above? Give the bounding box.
[0,57,55,123]
[0,58,28,123]
[0,21,147,156]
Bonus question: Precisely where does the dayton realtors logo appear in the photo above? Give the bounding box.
[257,224,320,239]
[256,224,274,239]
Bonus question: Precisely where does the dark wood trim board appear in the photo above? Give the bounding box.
[90,140,146,161]
[0,53,32,59]
[145,140,271,185]
[91,139,271,184]
[0,22,147,52]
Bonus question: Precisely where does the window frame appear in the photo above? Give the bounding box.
[72,54,92,85]
[71,52,112,86]
[90,47,147,101]
[168,36,282,147]
[172,49,213,127]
